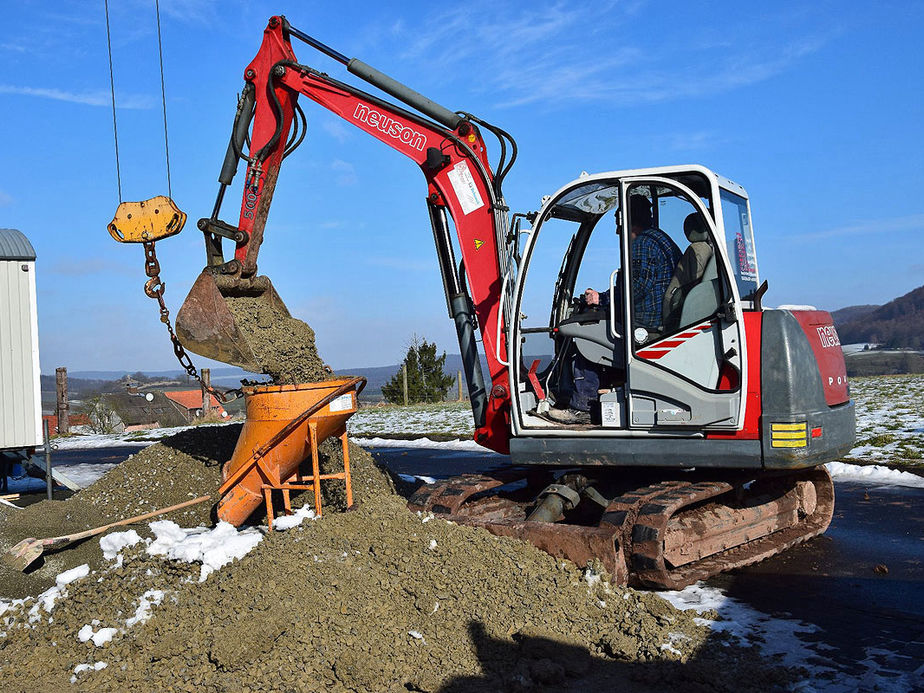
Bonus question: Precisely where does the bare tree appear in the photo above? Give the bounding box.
[79,395,118,434]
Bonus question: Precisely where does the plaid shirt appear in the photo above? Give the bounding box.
[631,228,682,331]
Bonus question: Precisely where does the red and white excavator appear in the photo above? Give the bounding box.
[174,16,855,589]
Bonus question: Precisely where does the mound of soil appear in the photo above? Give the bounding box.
[0,302,798,691]
[0,450,794,692]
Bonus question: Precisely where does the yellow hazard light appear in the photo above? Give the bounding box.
[771,422,807,448]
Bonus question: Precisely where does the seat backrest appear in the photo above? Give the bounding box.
[678,253,720,327]
[661,243,712,330]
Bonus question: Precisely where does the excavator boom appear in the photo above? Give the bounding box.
[176,16,513,451]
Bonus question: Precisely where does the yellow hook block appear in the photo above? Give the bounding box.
[108,195,187,243]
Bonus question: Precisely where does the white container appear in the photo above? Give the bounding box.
[0,229,42,453]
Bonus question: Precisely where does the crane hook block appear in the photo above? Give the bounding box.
[108,195,187,243]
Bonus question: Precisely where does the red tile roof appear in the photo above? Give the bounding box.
[43,414,91,433]
[163,390,227,416]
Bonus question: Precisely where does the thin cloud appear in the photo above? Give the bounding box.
[321,119,350,143]
[0,85,154,109]
[331,160,358,186]
[388,2,831,110]
[0,190,12,207]
[799,214,924,240]
[157,0,219,24]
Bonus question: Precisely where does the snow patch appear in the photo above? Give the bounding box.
[147,520,262,582]
[56,463,118,489]
[70,661,107,683]
[826,461,924,488]
[100,530,142,560]
[56,564,90,589]
[125,589,165,628]
[354,436,485,452]
[271,505,317,531]
[77,624,118,647]
[661,582,916,691]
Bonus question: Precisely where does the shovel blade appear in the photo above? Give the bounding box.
[5,538,44,572]
[175,270,291,373]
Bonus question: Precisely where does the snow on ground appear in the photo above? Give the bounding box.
[0,564,92,627]
[18,374,920,491]
[146,520,263,582]
[57,463,118,488]
[846,374,924,466]
[353,436,485,452]
[348,401,475,437]
[51,422,235,450]
[39,375,924,469]
[826,461,924,488]
[661,583,922,692]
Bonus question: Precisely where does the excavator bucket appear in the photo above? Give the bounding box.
[175,270,291,373]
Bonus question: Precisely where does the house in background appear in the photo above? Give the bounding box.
[94,389,229,434]
[102,391,188,433]
[162,390,228,421]
[42,413,90,434]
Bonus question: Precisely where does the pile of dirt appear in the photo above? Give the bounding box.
[0,454,796,692]
[226,296,330,384]
[0,301,799,690]
[0,426,236,600]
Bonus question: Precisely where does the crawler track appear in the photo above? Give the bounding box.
[408,466,835,590]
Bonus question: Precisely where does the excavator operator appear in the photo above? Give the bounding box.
[549,195,682,424]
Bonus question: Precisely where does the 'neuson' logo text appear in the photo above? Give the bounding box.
[352,104,426,151]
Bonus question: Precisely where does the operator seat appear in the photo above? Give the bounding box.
[661,212,715,334]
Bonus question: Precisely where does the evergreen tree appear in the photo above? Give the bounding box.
[382,336,454,404]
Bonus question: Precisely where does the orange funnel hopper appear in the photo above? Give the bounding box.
[217,378,363,527]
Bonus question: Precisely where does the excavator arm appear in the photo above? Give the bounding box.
[176,16,513,452]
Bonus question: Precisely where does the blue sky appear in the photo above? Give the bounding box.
[2,1,922,373]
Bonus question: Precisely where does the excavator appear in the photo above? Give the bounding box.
[172,16,855,589]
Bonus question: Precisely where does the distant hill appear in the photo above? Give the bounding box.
[837,285,924,349]
[831,304,879,327]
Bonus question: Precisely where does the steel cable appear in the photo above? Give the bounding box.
[103,0,122,202]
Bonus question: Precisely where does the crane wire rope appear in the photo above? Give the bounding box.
[103,0,122,202]
[103,0,175,199]
[153,0,173,198]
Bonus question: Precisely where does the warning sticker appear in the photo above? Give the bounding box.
[329,394,353,413]
[446,161,485,215]
[474,239,485,250]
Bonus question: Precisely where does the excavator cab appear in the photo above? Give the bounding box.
[512,167,745,439]
[507,165,852,471]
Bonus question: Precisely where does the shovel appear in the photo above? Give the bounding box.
[4,495,211,572]
[174,270,291,373]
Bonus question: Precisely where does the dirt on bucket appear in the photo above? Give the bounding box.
[226,296,331,384]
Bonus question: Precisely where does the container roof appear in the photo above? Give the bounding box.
[0,229,36,261]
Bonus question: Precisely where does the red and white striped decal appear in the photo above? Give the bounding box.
[636,322,712,360]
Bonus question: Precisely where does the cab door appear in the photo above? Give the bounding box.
[617,177,746,431]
